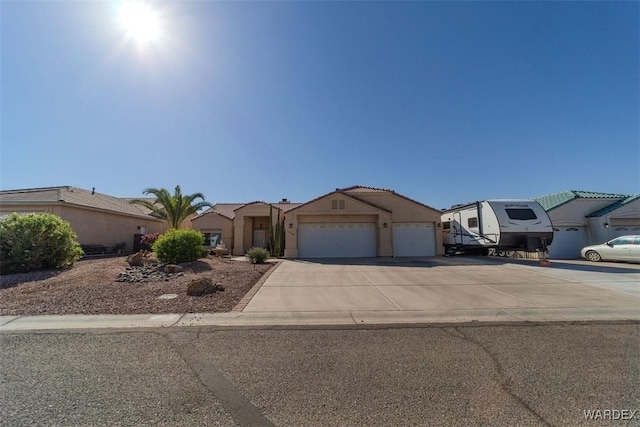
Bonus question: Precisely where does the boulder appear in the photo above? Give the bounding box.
[127,251,144,267]
[163,264,183,274]
[186,277,216,296]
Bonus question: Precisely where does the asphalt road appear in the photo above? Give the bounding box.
[2,322,639,426]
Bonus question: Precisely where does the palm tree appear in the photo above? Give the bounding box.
[130,185,213,229]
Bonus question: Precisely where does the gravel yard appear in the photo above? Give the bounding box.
[0,255,274,316]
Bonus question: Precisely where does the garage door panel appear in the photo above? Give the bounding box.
[393,223,436,257]
[549,227,589,259]
[298,223,376,258]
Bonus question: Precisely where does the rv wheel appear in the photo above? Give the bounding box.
[585,250,602,262]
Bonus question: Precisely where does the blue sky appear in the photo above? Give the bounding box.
[1,1,638,210]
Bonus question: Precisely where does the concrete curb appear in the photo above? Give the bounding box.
[1,307,639,331]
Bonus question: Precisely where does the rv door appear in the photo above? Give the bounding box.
[454,212,464,246]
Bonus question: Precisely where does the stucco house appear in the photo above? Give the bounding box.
[191,200,301,256]
[0,186,173,252]
[534,190,640,259]
[192,185,443,258]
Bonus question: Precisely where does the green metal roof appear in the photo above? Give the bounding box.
[586,195,640,218]
[534,190,632,211]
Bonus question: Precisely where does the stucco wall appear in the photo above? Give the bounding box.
[547,199,621,226]
[0,203,166,251]
[587,199,640,243]
[349,192,441,222]
[60,205,166,250]
[231,204,282,255]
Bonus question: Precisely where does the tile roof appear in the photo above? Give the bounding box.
[272,202,302,212]
[338,185,394,193]
[195,201,302,220]
[197,203,245,220]
[0,186,161,219]
[586,195,640,218]
[534,190,632,211]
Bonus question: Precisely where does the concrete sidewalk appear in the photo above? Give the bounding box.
[2,307,640,331]
[2,257,638,331]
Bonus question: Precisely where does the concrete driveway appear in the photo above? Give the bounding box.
[243,257,640,323]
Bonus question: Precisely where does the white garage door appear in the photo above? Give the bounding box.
[549,227,589,259]
[298,223,376,258]
[610,225,640,239]
[393,223,436,257]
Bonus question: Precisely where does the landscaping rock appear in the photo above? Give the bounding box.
[116,263,184,283]
[186,277,216,296]
[127,251,144,267]
[163,264,183,274]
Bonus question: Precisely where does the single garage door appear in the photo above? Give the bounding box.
[393,223,436,257]
[298,223,376,258]
[549,227,589,259]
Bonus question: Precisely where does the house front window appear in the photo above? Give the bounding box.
[202,229,222,247]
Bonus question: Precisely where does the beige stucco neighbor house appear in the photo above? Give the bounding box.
[284,186,443,258]
[0,186,172,251]
[534,190,640,259]
[192,200,300,256]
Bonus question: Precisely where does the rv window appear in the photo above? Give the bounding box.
[506,209,537,220]
[443,221,451,230]
[468,217,478,228]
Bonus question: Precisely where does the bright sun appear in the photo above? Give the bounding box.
[118,1,162,45]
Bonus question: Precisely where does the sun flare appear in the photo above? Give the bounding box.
[118,1,162,45]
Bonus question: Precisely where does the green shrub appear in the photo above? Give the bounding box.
[0,213,84,274]
[246,247,269,264]
[152,229,208,264]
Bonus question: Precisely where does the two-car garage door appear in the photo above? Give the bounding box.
[298,223,376,258]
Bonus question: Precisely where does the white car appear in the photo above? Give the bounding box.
[580,235,640,263]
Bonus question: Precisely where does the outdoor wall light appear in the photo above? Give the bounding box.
[289,223,293,229]
[604,222,609,228]
[383,222,388,228]
[437,223,442,228]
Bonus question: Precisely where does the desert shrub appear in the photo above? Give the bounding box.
[0,213,84,274]
[246,247,269,264]
[152,229,208,264]
[140,232,161,251]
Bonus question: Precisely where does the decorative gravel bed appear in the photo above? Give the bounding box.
[0,256,274,316]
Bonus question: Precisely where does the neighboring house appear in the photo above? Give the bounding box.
[192,200,301,256]
[192,185,443,258]
[0,186,170,252]
[534,190,640,259]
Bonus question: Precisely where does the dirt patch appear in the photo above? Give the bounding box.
[0,256,275,316]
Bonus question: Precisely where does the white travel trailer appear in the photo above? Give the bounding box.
[441,200,553,255]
